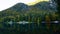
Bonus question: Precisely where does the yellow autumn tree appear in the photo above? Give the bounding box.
[45,15,51,30]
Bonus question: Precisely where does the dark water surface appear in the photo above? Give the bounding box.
[0,23,60,34]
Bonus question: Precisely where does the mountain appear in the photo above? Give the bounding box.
[33,1,57,11]
[7,3,29,12]
[1,1,57,12]
[0,1,58,22]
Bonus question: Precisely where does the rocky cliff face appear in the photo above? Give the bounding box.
[49,0,57,10]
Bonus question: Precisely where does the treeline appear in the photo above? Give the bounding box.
[0,8,59,23]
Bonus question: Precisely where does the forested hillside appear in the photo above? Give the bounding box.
[0,1,58,23]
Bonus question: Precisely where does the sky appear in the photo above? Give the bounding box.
[0,0,49,11]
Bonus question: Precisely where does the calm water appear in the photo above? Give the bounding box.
[0,21,59,34]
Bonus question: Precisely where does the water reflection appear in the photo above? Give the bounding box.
[17,21,30,24]
[53,21,59,23]
[8,21,59,25]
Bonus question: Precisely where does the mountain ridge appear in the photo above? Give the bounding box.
[0,1,57,12]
